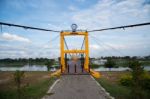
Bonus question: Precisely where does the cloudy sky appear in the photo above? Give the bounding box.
[0,0,150,59]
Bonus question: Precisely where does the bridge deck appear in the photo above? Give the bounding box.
[43,75,111,99]
[62,60,89,75]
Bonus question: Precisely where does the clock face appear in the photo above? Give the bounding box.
[71,24,78,32]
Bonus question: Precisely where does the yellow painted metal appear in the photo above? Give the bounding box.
[60,31,89,73]
[51,69,61,77]
[64,50,85,53]
[58,31,101,78]
[90,69,101,78]
[60,32,65,72]
[84,31,89,71]
[62,32,87,36]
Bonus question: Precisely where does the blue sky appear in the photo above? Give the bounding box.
[0,0,150,59]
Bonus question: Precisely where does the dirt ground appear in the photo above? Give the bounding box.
[0,71,51,90]
[0,71,129,84]
[99,71,130,83]
[0,71,129,89]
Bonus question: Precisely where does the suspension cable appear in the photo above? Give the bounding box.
[49,34,60,43]
[36,34,60,48]
[1,22,150,33]
[89,36,114,56]
[0,22,60,32]
[35,34,60,57]
[64,37,72,57]
[81,37,85,50]
[77,37,85,57]
[88,22,150,32]
[90,35,124,56]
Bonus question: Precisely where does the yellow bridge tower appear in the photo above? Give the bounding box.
[51,24,100,78]
[60,31,89,72]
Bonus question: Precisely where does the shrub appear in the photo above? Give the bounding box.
[141,71,150,90]
[14,70,25,99]
[120,71,150,91]
[90,64,100,69]
[120,75,132,86]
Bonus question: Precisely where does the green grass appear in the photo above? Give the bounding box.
[140,60,150,66]
[96,77,150,99]
[96,78,131,99]
[0,77,57,99]
[0,62,26,67]
[0,62,47,67]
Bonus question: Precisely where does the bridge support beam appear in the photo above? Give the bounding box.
[60,31,89,73]
[84,32,89,71]
[60,32,65,72]
[51,31,101,78]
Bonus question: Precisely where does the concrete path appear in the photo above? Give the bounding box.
[43,75,112,99]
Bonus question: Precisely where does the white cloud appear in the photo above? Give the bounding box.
[1,33,31,43]
[71,0,150,29]
[69,0,150,57]
[0,0,150,58]
[0,44,28,51]
[0,50,28,59]
[90,44,100,50]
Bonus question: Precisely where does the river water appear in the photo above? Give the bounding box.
[0,65,150,71]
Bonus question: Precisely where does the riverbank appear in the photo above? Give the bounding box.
[0,71,57,99]
[0,58,56,67]
[1,58,150,67]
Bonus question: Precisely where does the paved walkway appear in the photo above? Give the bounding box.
[63,60,88,75]
[43,75,112,99]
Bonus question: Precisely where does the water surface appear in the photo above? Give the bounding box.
[0,65,150,71]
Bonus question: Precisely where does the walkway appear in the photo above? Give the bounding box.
[43,75,112,99]
[62,60,89,75]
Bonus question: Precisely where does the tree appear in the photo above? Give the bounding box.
[45,59,55,71]
[104,58,116,71]
[128,60,144,99]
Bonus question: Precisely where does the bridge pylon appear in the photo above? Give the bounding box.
[51,24,100,78]
[60,31,89,72]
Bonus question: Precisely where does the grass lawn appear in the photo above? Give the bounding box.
[97,77,130,99]
[0,71,57,99]
[96,71,150,99]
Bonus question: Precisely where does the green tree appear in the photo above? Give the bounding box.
[104,58,116,71]
[129,60,144,99]
[45,59,55,71]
